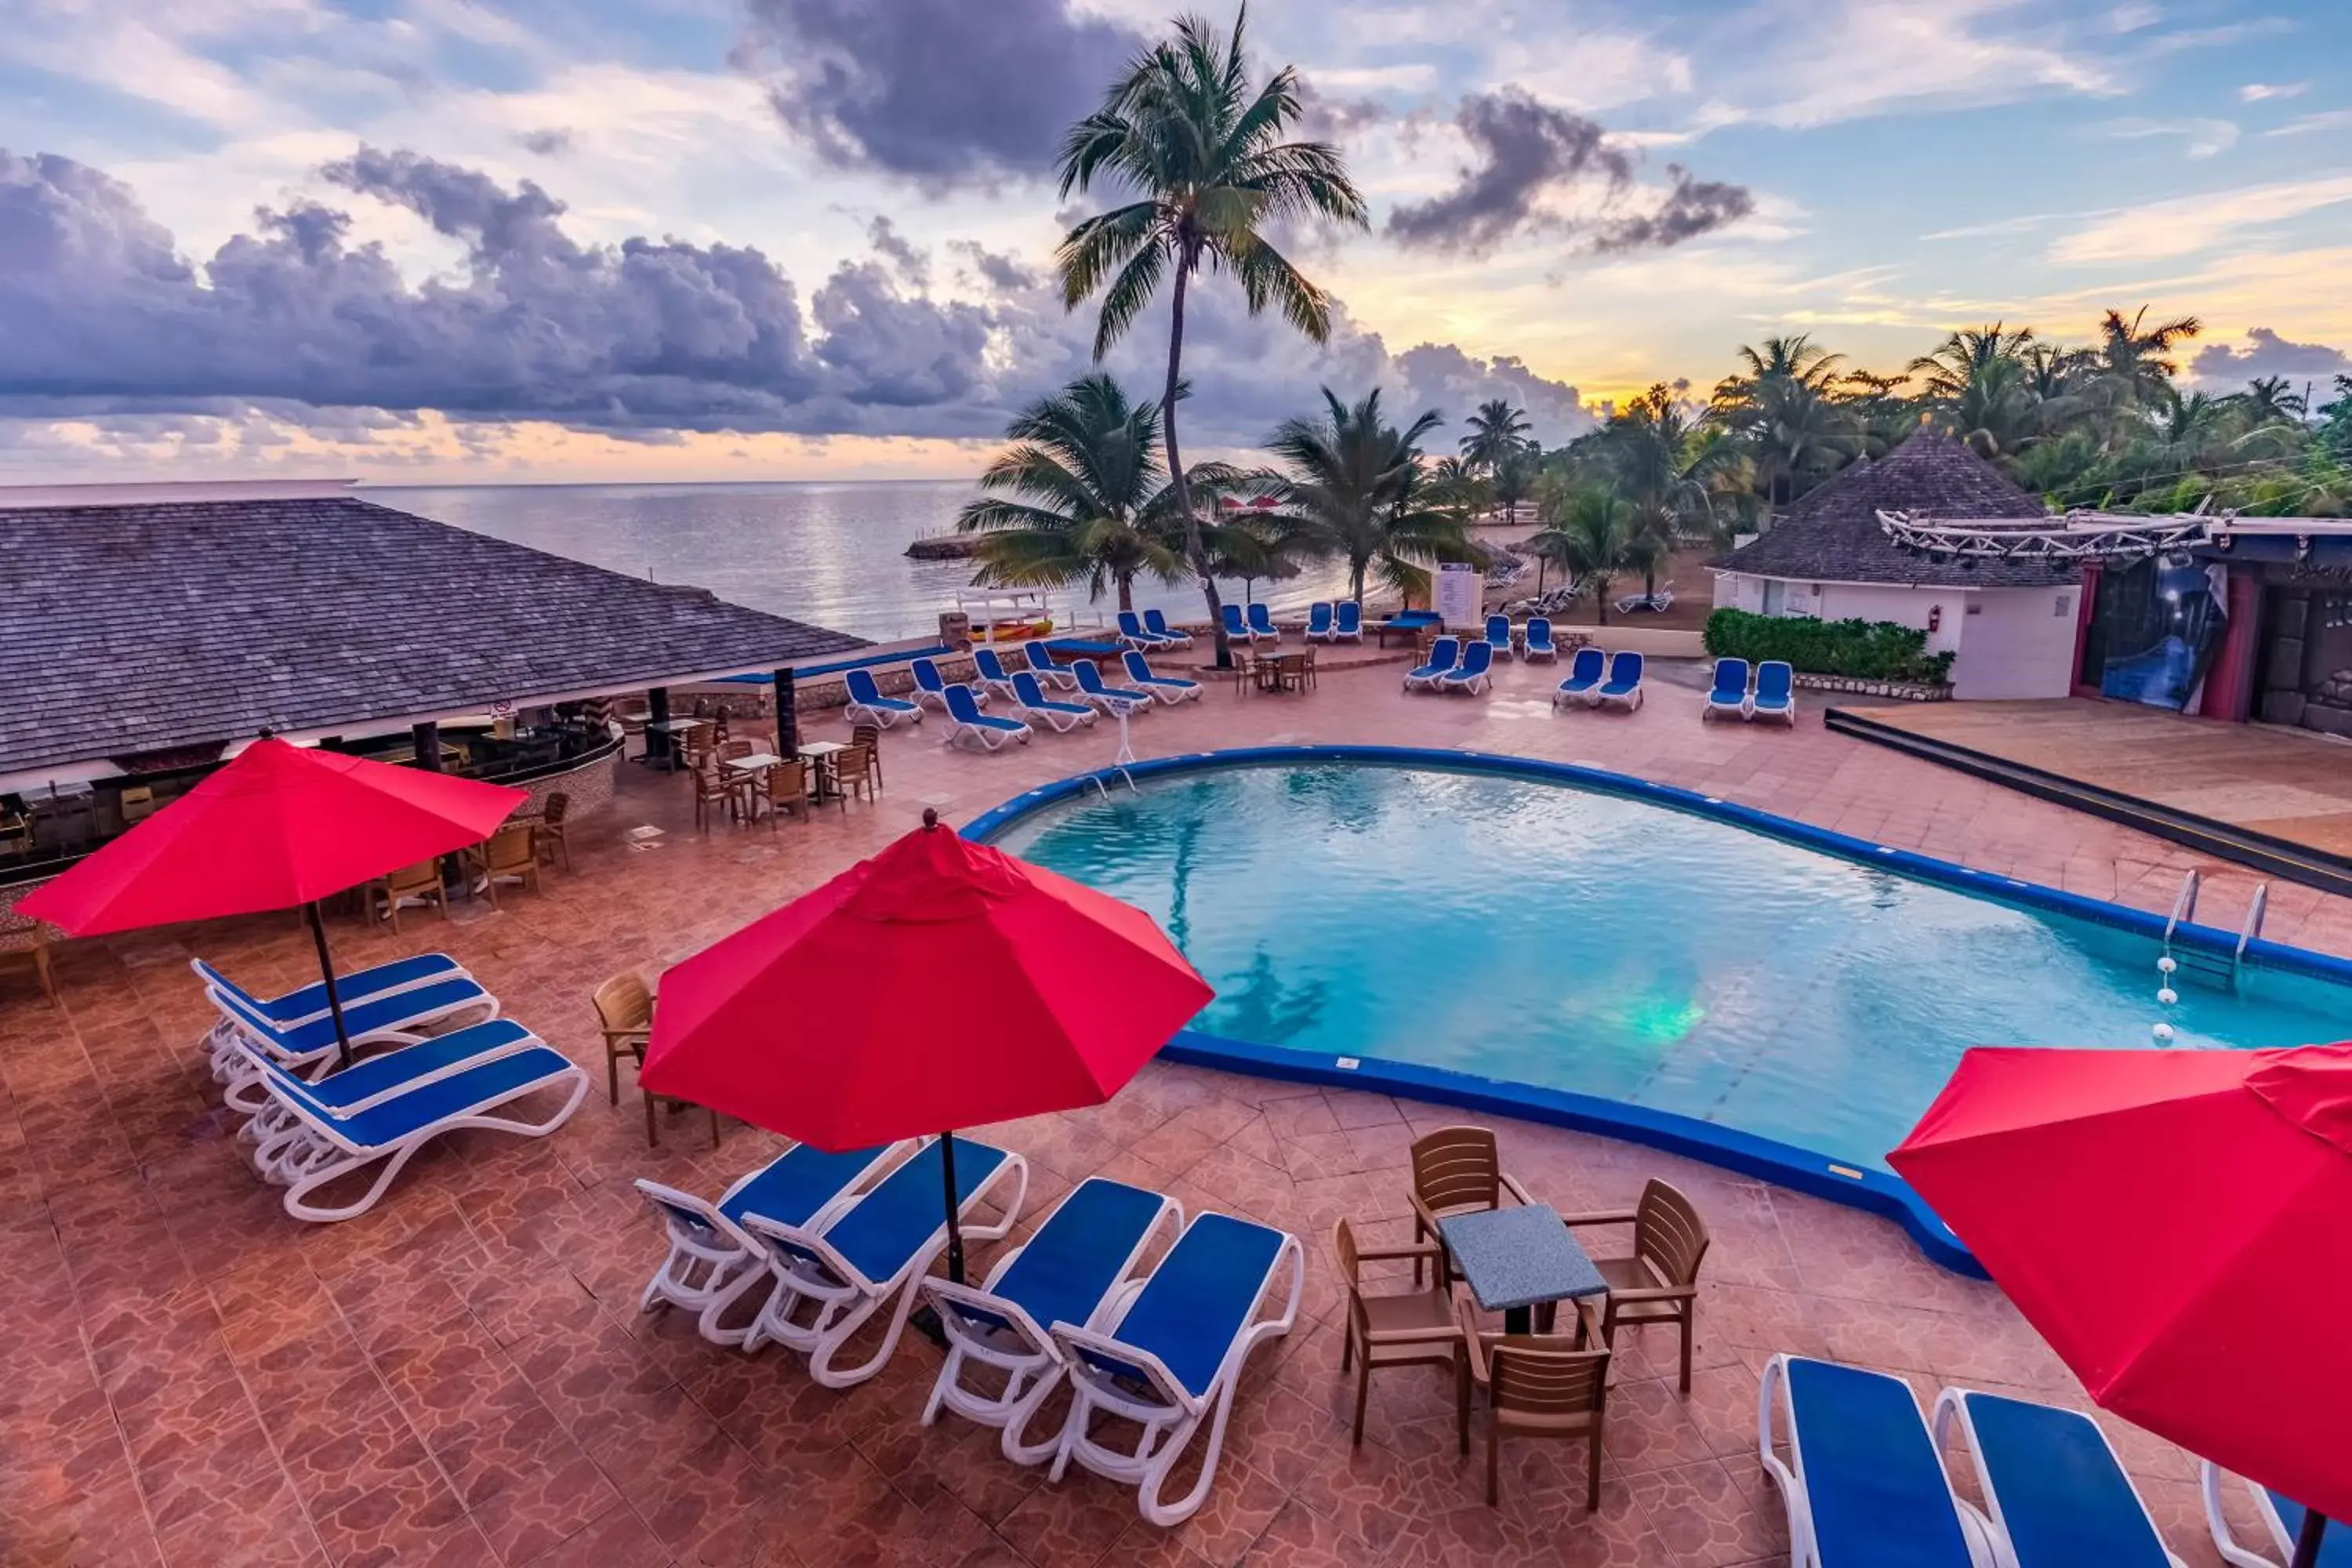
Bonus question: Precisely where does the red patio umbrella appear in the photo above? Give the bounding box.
[640,808,1211,1283]
[1889,1044,2352,1567]
[18,738,527,1065]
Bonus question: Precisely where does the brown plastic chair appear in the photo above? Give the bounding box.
[366,858,448,933]
[1563,1179,1711,1391]
[848,723,885,791]
[829,742,873,808]
[533,792,572,872]
[466,823,540,906]
[691,762,738,833]
[1334,1219,1468,1450]
[0,914,57,1007]
[1461,1297,1611,1508]
[593,973,719,1149]
[1409,1126,1534,1288]
[763,759,811,826]
[719,738,754,763]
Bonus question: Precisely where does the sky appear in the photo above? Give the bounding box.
[0,0,2347,485]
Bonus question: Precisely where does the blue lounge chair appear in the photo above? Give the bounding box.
[920,1178,1184,1457]
[1751,659,1795,726]
[194,953,467,1036]
[241,1037,587,1223]
[1403,636,1459,692]
[1483,614,1514,662]
[1142,609,1193,648]
[1116,611,1176,651]
[1011,671,1095,733]
[1303,602,1335,642]
[942,683,1030,750]
[844,667,921,729]
[2203,1461,2347,1567]
[237,1018,541,1160]
[1595,650,1645,710]
[1439,637,1494,695]
[1070,659,1152,716]
[1552,645,1606,707]
[1522,617,1558,663]
[1332,601,1363,643]
[742,1137,1028,1388]
[1933,1389,2182,1568]
[1121,651,1201,705]
[1759,1356,1991,1568]
[1019,639,1079,690]
[209,974,501,1103]
[910,657,982,712]
[1246,603,1280,641]
[1220,603,1273,645]
[1704,656,1751,722]
[1049,1211,1303,1525]
[634,1139,910,1346]
[972,647,1022,702]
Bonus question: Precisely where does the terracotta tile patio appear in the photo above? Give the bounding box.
[1,652,2332,1566]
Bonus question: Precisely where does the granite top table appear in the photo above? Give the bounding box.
[1437,1203,1607,1334]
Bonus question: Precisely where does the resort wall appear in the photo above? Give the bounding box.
[1711,574,2074,701]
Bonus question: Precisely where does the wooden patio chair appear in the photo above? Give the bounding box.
[0,913,57,1008]
[829,742,873,808]
[763,759,811,826]
[1409,1126,1535,1289]
[1334,1218,1468,1450]
[593,972,717,1149]
[691,762,737,833]
[465,823,540,907]
[1563,1178,1711,1392]
[531,792,572,872]
[365,858,448,934]
[848,722,884,791]
[1460,1298,1611,1508]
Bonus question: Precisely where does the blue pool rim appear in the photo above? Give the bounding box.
[964,745,2352,1279]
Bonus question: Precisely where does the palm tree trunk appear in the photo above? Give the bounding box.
[1117,572,1134,614]
[1163,255,1229,667]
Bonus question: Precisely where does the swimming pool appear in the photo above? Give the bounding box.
[986,754,2352,1174]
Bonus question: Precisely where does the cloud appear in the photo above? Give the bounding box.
[2096,116,2239,158]
[731,0,1142,186]
[2052,173,2352,264]
[1590,168,1757,252]
[2268,110,2352,138]
[2190,327,2350,386]
[1388,91,1632,255]
[2241,82,2309,102]
[0,145,1596,454]
[516,127,574,158]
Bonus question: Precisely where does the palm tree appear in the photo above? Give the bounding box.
[953,374,1189,612]
[1265,387,1468,604]
[2235,376,2309,425]
[1601,383,1748,556]
[1425,456,1490,523]
[1054,6,1369,665]
[1525,487,1637,625]
[1907,323,2035,401]
[1460,399,1533,477]
[1944,358,2046,461]
[1714,335,1846,403]
[2092,306,2201,413]
[1717,373,1860,506]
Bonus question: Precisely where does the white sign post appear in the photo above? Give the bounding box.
[1436,563,1483,631]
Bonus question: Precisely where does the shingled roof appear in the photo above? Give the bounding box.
[0,496,867,775]
[1714,435,2078,590]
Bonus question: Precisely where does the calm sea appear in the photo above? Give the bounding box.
[379,479,1345,644]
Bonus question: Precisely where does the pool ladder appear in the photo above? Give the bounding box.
[2161,869,2268,993]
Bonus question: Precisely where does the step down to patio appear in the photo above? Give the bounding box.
[1825,706,2352,902]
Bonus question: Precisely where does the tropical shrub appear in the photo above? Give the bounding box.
[1703,608,1955,684]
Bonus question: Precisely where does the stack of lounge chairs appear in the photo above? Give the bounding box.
[637,1145,1301,1525]
[194,956,584,1221]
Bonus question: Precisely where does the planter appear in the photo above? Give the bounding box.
[1791,673,1952,702]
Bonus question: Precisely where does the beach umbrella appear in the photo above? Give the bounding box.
[1889,1044,2352,1568]
[17,738,527,1066]
[639,808,1210,1285]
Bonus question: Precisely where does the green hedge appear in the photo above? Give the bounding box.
[1702,608,1955,685]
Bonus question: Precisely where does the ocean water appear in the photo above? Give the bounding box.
[992,761,2352,1167]
[381,479,1345,644]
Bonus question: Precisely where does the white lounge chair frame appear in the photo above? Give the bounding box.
[944,706,1032,751]
[2203,1461,2323,1568]
[1047,1229,1304,1526]
[193,955,470,1060]
[1758,1353,1998,1568]
[208,983,503,1110]
[241,1041,587,1223]
[1933,1388,2187,1568]
[1019,643,1080,691]
[844,670,922,729]
[633,1141,913,1347]
[739,1152,1030,1388]
[235,1022,538,1156]
[919,1185,1185,1460]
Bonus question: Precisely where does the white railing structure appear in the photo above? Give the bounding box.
[1876,506,2212,563]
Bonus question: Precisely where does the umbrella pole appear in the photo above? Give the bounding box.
[2292,1513,2328,1568]
[940,1129,967,1286]
[304,900,355,1070]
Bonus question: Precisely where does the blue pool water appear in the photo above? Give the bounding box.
[993,761,2352,1167]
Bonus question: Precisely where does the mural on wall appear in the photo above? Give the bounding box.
[2095,557,2230,712]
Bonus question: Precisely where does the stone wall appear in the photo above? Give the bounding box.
[1791,673,1953,702]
